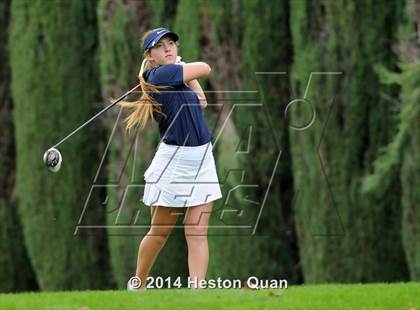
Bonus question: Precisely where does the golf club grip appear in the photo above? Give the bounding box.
[51,83,141,149]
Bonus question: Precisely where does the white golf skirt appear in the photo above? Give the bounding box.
[141,141,223,207]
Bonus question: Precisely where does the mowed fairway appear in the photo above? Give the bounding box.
[0,283,419,309]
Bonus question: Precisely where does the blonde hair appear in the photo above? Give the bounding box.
[118,29,167,132]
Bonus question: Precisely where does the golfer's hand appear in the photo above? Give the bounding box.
[176,56,186,65]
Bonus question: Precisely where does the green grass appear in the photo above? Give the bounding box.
[0,283,419,310]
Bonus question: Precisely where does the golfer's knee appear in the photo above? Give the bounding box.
[147,228,173,241]
[184,226,208,240]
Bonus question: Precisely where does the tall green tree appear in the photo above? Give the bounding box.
[400,59,420,280]
[183,0,251,281]
[362,0,420,280]
[98,0,189,289]
[289,0,408,282]
[9,0,113,290]
[182,0,302,282]
[0,0,38,292]
[239,0,300,282]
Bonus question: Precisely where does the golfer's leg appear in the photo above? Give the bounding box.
[135,206,179,288]
[184,202,213,289]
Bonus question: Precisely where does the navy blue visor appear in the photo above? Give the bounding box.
[143,28,179,50]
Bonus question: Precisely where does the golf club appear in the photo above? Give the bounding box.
[42,83,141,172]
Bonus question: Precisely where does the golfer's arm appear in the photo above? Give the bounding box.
[186,79,208,109]
[182,62,211,82]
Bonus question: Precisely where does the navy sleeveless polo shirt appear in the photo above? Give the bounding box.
[143,64,213,146]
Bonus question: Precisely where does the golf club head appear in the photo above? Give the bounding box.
[43,148,62,173]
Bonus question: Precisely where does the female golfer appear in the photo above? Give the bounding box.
[122,28,222,290]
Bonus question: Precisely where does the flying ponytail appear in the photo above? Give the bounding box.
[118,56,166,132]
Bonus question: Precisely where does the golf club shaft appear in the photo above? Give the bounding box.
[51,83,141,149]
